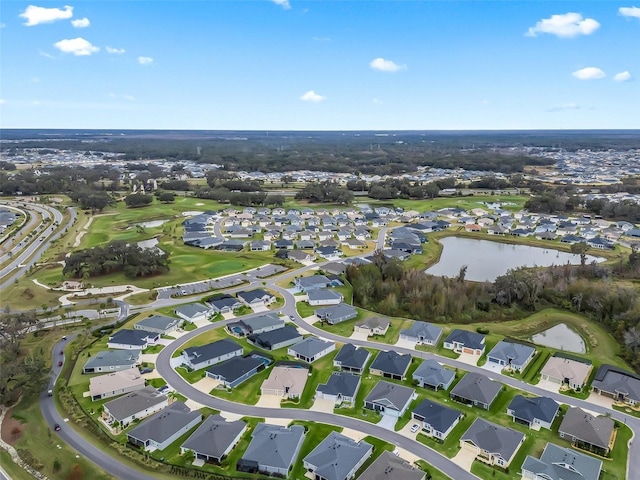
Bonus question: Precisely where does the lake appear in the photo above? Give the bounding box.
[425,237,605,282]
[531,323,586,353]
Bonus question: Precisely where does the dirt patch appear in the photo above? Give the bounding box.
[1,407,25,446]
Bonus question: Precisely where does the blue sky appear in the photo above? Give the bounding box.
[1,1,638,130]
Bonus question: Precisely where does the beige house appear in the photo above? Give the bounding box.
[88,369,146,401]
[354,317,390,337]
[540,356,593,390]
[260,366,309,399]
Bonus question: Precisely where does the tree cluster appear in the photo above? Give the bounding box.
[294,182,354,204]
[124,194,153,208]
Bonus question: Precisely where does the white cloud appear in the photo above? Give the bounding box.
[526,12,600,38]
[312,36,331,42]
[39,50,56,59]
[619,6,640,18]
[372,98,382,104]
[105,47,124,55]
[614,71,632,82]
[369,57,406,72]
[71,17,90,28]
[300,90,326,102]
[54,37,99,56]
[547,103,581,112]
[0,99,5,105]
[138,56,153,65]
[20,5,73,26]
[572,67,606,80]
[272,0,291,10]
[106,46,125,55]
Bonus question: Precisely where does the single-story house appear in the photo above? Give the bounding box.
[181,339,243,371]
[260,365,309,399]
[323,262,346,275]
[134,315,184,335]
[107,329,160,350]
[303,431,373,480]
[507,395,559,430]
[207,296,243,315]
[354,317,390,337]
[174,303,210,323]
[369,350,412,381]
[314,303,358,325]
[591,364,640,405]
[307,289,343,306]
[237,289,276,307]
[295,275,331,292]
[237,423,305,476]
[540,356,593,390]
[521,442,602,480]
[287,250,315,263]
[443,329,485,356]
[315,372,361,406]
[315,246,342,260]
[102,386,168,427]
[88,369,146,401]
[228,313,284,336]
[83,350,141,374]
[206,354,269,388]
[247,325,303,351]
[411,400,463,441]
[450,372,502,410]
[364,380,417,418]
[412,359,455,391]
[358,451,425,480]
[333,343,370,374]
[460,418,525,468]
[558,407,615,456]
[250,240,271,251]
[486,340,536,372]
[287,337,336,363]
[127,402,202,451]
[180,414,247,464]
[399,322,442,346]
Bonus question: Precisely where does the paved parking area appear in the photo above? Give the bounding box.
[253,264,287,278]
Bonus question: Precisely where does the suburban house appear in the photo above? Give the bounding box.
[460,418,525,468]
[102,386,168,427]
[107,329,160,350]
[364,380,417,418]
[83,350,141,374]
[207,296,243,315]
[237,423,305,476]
[442,329,486,356]
[247,325,303,351]
[205,354,269,388]
[260,365,309,399]
[287,337,336,363]
[450,372,502,410]
[303,431,373,480]
[314,303,358,325]
[287,250,315,263]
[295,275,331,292]
[399,322,442,346]
[540,356,593,390]
[333,343,371,374]
[323,262,347,275]
[358,451,425,480]
[174,303,210,323]
[227,313,284,337]
[88,369,146,401]
[486,340,536,372]
[315,372,361,406]
[315,245,342,260]
[236,289,276,307]
[412,359,455,391]
[411,400,463,441]
[354,317,390,337]
[127,402,202,451]
[180,414,247,464]
[134,315,184,335]
[591,364,640,405]
[507,395,559,430]
[558,407,615,456]
[307,289,343,306]
[181,339,243,371]
[521,442,602,480]
[369,350,412,381]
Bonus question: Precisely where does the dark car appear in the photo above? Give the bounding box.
[59,351,64,355]
[139,367,154,374]
[58,361,63,367]
[54,423,61,431]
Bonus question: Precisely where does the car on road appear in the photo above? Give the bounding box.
[59,351,64,355]
[58,361,63,367]
[61,336,67,341]
[54,423,61,431]
[410,423,420,433]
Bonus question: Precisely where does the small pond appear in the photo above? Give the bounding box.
[425,237,605,282]
[531,323,586,353]
[135,219,169,228]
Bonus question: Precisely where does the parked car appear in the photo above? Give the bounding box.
[139,367,154,374]
[54,423,61,431]
[157,385,169,394]
[47,390,53,397]
[410,423,420,433]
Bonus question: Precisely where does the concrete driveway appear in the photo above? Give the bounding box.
[251,305,269,313]
[377,413,397,431]
[456,352,480,366]
[536,378,560,393]
[481,362,504,374]
[349,331,369,341]
[310,397,335,413]
[394,338,416,350]
[255,394,282,408]
[192,377,222,394]
[451,448,476,471]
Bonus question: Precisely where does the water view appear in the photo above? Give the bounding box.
[135,219,169,228]
[425,237,605,282]
[531,323,586,353]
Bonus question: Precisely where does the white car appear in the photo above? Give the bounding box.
[410,423,420,433]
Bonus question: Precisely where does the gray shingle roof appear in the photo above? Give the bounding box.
[127,402,201,444]
[365,380,416,411]
[135,315,181,331]
[334,344,370,370]
[521,442,602,480]
[559,407,614,450]
[180,414,246,459]
[443,329,485,351]
[288,337,333,358]
[450,372,501,406]
[303,431,372,480]
[241,423,305,470]
[248,325,302,349]
[314,303,358,323]
[174,303,209,319]
[84,350,140,369]
[507,395,559,424]
[104,386,167,421]
[183,339,243,365]
[108,329,156,347]
[412,400,462,434]
[239,313,283,333]
[296,275,330,288]
[307,289,343,302]
[592,365,640,403]
[237,289,273,303]
[412,360,455,389]
[487,340,535,366]
[461,418,525,461]
[370,350,411,377]
[400,322,442,343]
[206,356,265,384]
[358,450,426,480]
[316,372,360,398]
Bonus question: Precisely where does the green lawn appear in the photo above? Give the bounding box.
[282,349,341,410]
[315,309,413,345]
[289,421,343,480]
